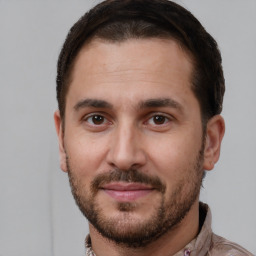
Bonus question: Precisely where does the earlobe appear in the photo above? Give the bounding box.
[54,110,68,172]
[203,115,225,171]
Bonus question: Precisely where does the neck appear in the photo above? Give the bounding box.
[89,201,200,256]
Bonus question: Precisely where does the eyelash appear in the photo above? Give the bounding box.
[147,114,170,124]
[84,113,110,126]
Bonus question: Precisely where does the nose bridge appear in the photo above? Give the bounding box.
[107,118,146,170]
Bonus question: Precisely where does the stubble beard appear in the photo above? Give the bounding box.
[67,145,205,248]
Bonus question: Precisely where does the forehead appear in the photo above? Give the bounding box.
[72,37,193,79]
[67,38,197,111]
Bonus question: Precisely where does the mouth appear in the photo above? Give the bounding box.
[100,182,155,202]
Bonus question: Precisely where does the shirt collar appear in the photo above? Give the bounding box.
[85,235,95,256]
[172,202,212,256]
[85,202,212,256]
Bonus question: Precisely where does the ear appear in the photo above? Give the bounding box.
[54,110,68,172]
[203,115,225,171]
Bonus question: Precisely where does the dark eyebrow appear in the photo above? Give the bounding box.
[139,98,183,111]
[74,99,113,111]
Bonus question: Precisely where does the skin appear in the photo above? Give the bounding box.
[54,38,225,256]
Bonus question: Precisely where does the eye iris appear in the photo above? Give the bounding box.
[153,115,165,124]
[92,115,104,124]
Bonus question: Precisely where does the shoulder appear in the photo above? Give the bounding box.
[209,233,254,256]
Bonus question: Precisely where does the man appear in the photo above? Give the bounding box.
[54,0,253,255]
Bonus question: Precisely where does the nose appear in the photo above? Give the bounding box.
[106,122,147,170]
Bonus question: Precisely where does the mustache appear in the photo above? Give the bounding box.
[91,168,166,194]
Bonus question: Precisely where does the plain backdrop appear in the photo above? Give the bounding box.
[0,1,255,255]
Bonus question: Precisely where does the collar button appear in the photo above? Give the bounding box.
[184,249,191,256]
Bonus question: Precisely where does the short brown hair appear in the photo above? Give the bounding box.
[56,0,225,124]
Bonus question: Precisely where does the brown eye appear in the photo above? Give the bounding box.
[87,115,106,125]
[93,115,104,124]
[153,115,166,125]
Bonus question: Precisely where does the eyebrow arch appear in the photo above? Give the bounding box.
[139,98,183,111]
[74,98,113,111]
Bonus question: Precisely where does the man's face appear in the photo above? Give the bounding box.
[55,38,208,247]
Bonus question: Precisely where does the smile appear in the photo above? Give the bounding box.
[101,182,154,201]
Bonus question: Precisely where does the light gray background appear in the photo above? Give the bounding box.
[0,1,255,255]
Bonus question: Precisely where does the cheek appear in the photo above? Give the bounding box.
[147,131,202,180]
[64,132,110,176]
